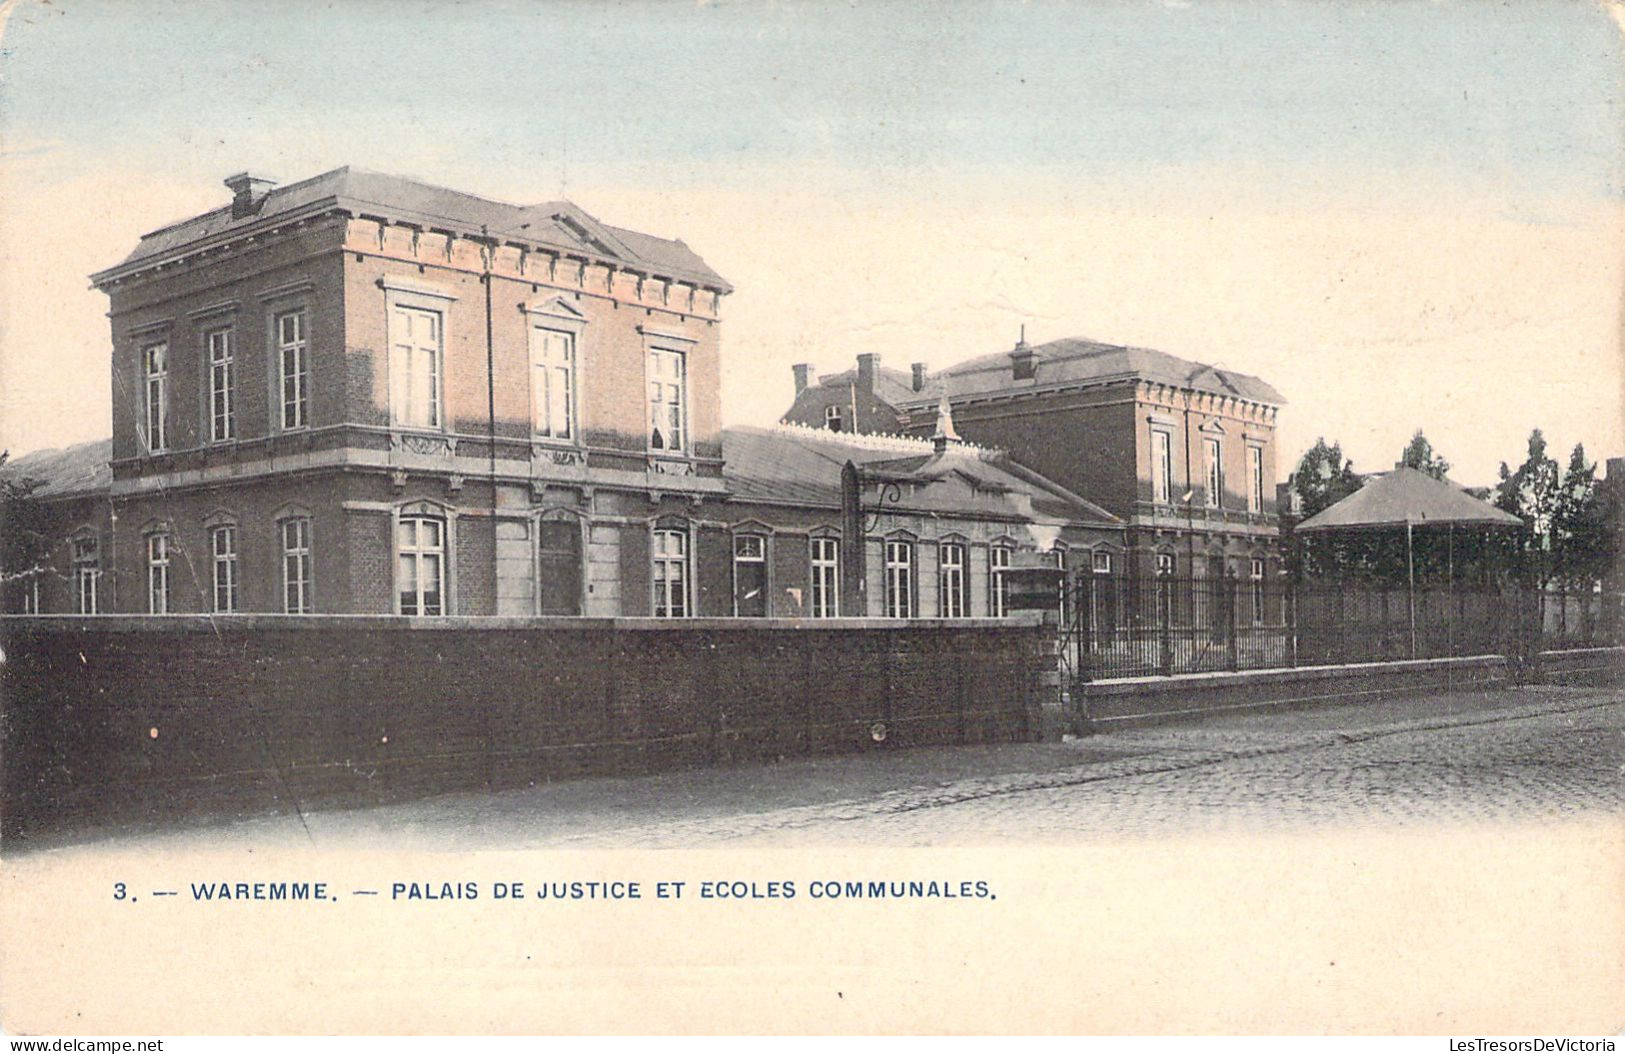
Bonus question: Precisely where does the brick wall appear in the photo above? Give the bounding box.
[0,616,1048,843]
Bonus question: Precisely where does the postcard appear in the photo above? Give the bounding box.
[0,0,1621,1038]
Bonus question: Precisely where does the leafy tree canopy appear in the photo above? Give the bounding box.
[1400,429,1451,480]
[1289,437,1362,520]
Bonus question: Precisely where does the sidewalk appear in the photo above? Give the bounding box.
[23,680,1617,856]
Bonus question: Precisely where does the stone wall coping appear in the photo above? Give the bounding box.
[0,614,1044,634]
[1080,649,1624,695]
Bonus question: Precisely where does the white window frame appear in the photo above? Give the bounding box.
[1250,557,1266,625]
[146,532,171,614]
[824,405,844,432]
[810,535,840,618]
[652,527,689,618]
[938,541,967,619]
[1155,552,1176,577]
[211,524,239,613]
[529,325,578,441]
[20,578,40,614]
[389,304,444,431]
[276,309,309,431]
[281,516,313,614]
[1204,436,1223,509]
[72,533,100,614]
[990,544,1012,618]
[647,346,688,453]
[397,515,447,616]
[1152,428,1173,505]
[1092,550,1112,575]
[141,342,169,453]
[1247,445,1265,514]
[207,327,235,443]
[884,539,914,619]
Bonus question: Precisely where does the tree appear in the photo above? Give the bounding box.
[1494,429,1563,583]
[1550,443,1615,587]
[1289,437,1362,519]
[1283,438,1365,579]
[0,452,54,598]
[1400,429,1451,480]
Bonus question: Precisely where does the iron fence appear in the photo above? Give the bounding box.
[1063,573,1622,681]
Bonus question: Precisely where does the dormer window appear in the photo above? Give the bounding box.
[825,405,844,432]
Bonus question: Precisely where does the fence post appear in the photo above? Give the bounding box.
[1289,580,1299,668]
[1158,576,1172,676]
[1227,575,1239,672]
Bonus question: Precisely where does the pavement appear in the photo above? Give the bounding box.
[19,680,1621,855]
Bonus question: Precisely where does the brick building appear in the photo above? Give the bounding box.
[785,334,1286,581]
[5,168,1126,618]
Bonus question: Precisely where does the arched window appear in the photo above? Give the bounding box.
[809,532,840,618]
[885,537,914,619]
[652,524,689,617]
[732,532,768,617]
[398,515,446,616]
[938,539,967,618]
[70,529,100,615]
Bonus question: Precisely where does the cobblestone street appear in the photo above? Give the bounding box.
[70,682,1619,854]
[528,685,1624,847]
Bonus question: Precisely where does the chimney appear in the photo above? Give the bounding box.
[792,363,815,395]
[224,172,277,220]
[856,353,879,394]
[911,362,928,392]
[1009,326,1037,382]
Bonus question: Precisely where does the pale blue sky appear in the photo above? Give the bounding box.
[4,0,1620,194]
[1,0,1622,481]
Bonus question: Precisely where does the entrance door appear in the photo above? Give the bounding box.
[537,519,583,616]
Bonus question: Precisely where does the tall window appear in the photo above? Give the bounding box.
[282,517,313,614]
[652,528,688,617]
[1204,437,1223,508]
[990,545,1011,617]
[1250,557,1265,625]
[648,348,686,452]
[1155,552,1175,577]
[207,328,235,442]
[398,516,445,616]
[530,326,575,440]
[810,536,839,618]
[1152,429,1172,504]
[733,535,767,617]
[938,542,966,619]
[146,533,170,614]
[141,342,168,452]
[1093,550,1112,575]
[824,405,844,432]
[1248,446,1265,514]
[390,306,441,429]
[72,534,100,614]
[211,525,238,613]
[537,518,583,616]
[277,309,309,430]
[884,540,913,619]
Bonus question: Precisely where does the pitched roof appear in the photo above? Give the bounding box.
[722,424,1119,525]
[1,439,112,500]
[907,337,1283,406]
[93,167,729,291]
[1296,465,1523,531]
[809,365,922,406]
